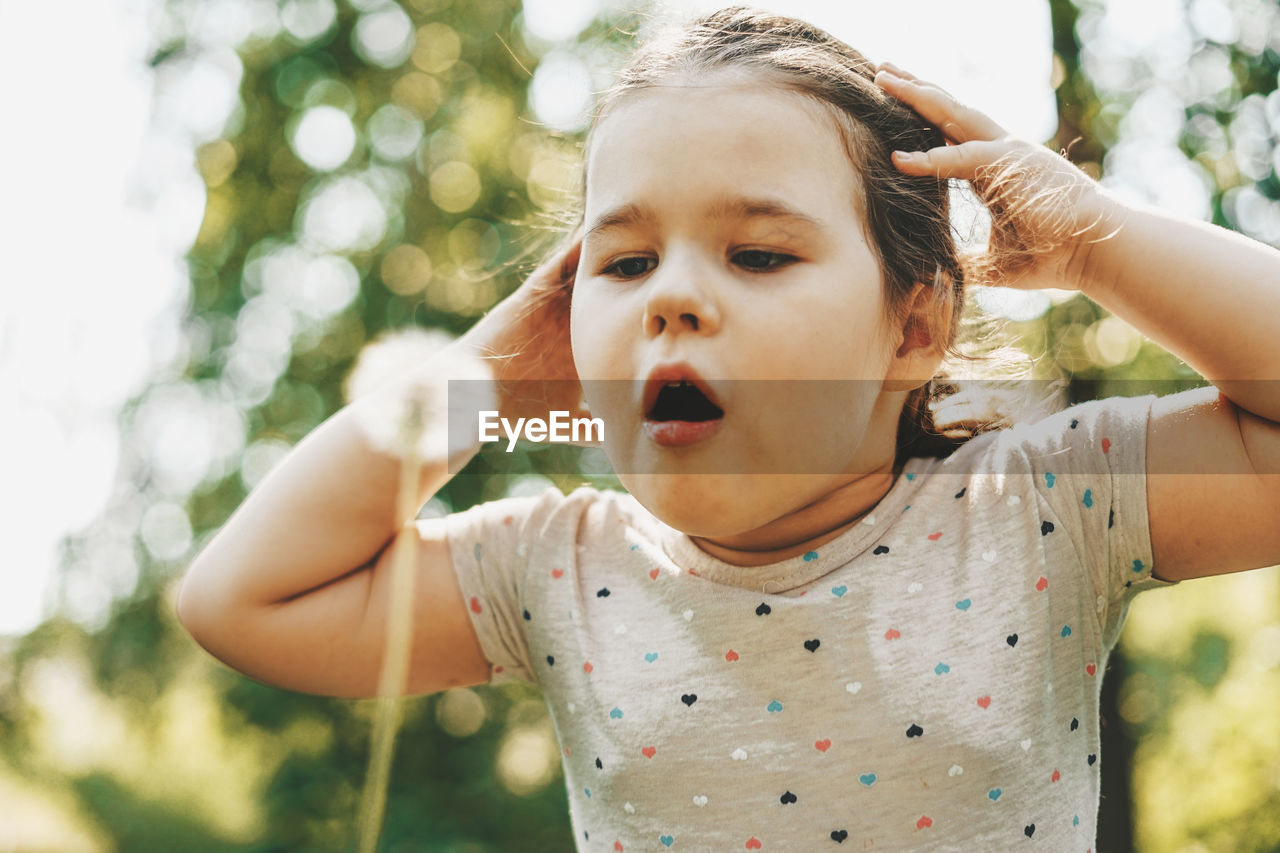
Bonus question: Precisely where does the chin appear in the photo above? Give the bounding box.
[618,471,822,538]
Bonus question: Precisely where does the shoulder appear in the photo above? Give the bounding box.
[940,394,1155,473]
[492,482,636,539]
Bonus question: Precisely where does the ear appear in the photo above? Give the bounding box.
[881,281,949,394]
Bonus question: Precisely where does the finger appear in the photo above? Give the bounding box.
[876,60,917,82]
[890,139,1010,180]
[874,71,1007,144]
[563,222,589,281]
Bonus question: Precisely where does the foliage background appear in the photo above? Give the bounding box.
[2,0,1279,850]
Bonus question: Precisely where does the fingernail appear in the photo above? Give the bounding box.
[894,150,917,161]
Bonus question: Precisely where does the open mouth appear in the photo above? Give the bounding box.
[646,380,726,422]
[642,379,725,447]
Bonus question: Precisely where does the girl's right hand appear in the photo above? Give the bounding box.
[460,223,591,438]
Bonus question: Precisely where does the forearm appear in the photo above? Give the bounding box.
[178,336,496,614]
[1080,194,1280,422]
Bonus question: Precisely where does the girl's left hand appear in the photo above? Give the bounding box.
[874,62,1123,293]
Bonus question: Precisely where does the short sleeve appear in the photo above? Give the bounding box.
[1009,393,1181,649]
[441,485,567,687]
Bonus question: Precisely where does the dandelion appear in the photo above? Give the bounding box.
[346,327,497,853]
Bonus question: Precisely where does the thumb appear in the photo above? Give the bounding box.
[566,398,605,449]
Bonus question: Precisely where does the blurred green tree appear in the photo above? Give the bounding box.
[2,1,1277,851]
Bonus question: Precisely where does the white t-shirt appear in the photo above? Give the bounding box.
[442,393,1179,852]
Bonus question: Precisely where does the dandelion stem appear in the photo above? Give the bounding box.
[356,397,424,853]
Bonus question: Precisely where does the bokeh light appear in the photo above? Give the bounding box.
[353,4,415,69]
[280,0,337,44]
[428,160,482,213]
[367,103,425,160]
[380,243,434,295]
[410,22,461,74]
[290,105,358,171]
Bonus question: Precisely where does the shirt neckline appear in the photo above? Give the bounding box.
[654,455,943,593]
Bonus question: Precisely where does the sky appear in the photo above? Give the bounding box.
[0,0,1064,637]
[0,0,201,636]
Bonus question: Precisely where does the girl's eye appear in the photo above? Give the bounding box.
[599,250,796,279]
[601,256,657,279]
[734,249,796,272]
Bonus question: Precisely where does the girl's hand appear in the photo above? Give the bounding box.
[460,224,595,444]
[873,62,1123,292]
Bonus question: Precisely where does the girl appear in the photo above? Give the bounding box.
[177,6,1280,851]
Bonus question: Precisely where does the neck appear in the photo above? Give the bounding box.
[688,458,903,567]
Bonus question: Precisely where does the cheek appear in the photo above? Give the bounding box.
[570,290,631,378]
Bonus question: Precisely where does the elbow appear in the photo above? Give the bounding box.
[174,562,216,640]
[174,575,201,638]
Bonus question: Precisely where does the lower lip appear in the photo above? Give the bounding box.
[643,418,723,446]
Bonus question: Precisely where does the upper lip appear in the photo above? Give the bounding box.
[642,362,724,419]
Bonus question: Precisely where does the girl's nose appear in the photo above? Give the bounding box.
[642,257,721,338]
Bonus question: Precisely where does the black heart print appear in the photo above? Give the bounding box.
[906,723,924,738]
[780,791,797,804]
[681,694,697,706]
[804,639,821,652]
[873,545,890,555]
[756,603,772,616]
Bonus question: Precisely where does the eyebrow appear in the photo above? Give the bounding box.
[584,195,828,240]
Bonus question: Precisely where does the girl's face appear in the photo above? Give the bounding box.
[571,78,918,540]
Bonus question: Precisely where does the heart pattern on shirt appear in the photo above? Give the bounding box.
[502,420,1144,846]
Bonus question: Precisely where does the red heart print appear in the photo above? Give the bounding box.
[564,746,571,756]
[746,839,762,850]
[1086,663,1097,676]
[927,531,943,541]
[916,815,933,829]
[885,628,901,640]
[1036,576,1048,591]
[642,746,656,758]
[614,843,623,852]
[1102,438,1111,453]
[1051,769,1061,782]
[725,650,739,662]
[977,696,991,709]
[552,569,564,579]
[584,661,593,674]
[815,739,832,752]
[503,515,513,525]
[469,597,483,614]
[689,569,700,576]
[649,569,660,580]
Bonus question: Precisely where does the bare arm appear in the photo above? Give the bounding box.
[175,227,585,697]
